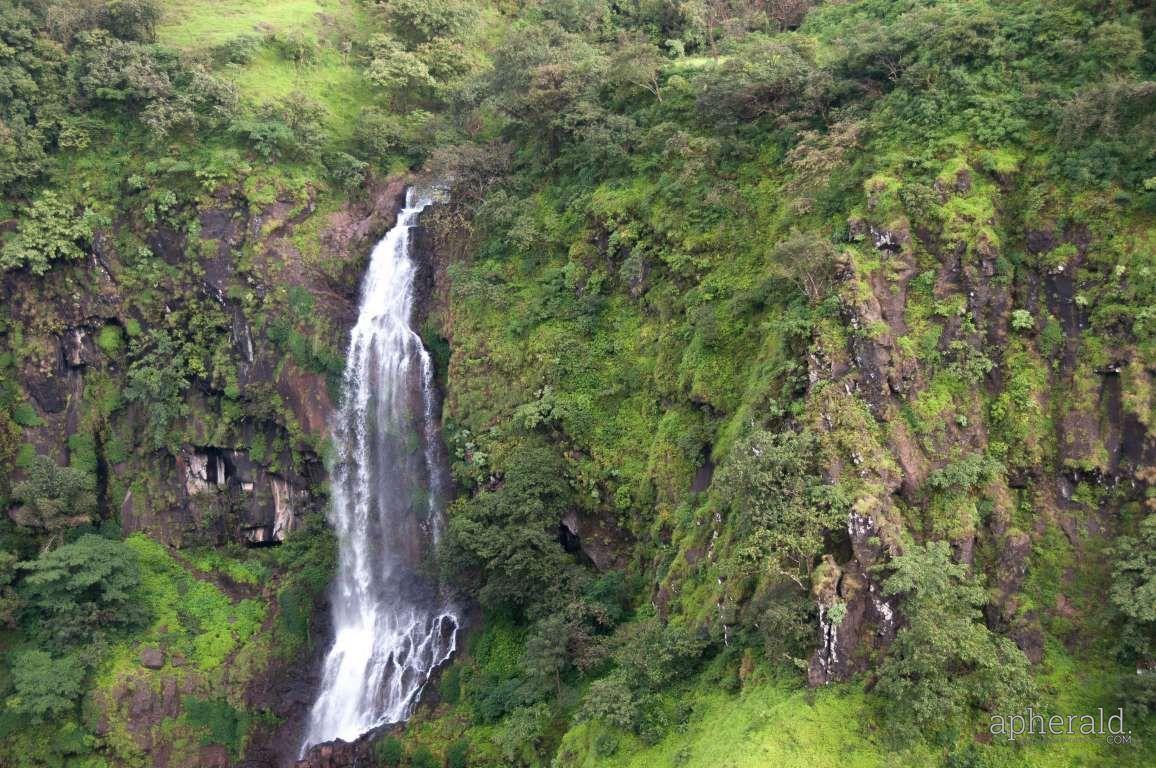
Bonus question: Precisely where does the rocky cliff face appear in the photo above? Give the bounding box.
[801,168,1154,684]
[4,178,407,548]
[1,177,409,768]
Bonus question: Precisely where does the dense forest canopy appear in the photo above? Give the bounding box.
[0,0,1153,767]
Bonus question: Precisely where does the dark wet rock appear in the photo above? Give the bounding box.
[140,647,165,669]
[560,508,632,571]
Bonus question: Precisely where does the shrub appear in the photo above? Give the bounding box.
[580,672,636,730]
[7,650,87,722]
[1110,514,1156,661]
[715,429,850,589]
[19,534,145,645]
[12,454,98,544]
[444,438,576,613]
[269,30,317,65]
[212,34,263,66]
[1010,309,1034,332]
[0,192,97,276]
[875,542,1036,738]
[446,738,470,768]
[96,325,124,356]
[375,735,403,766]
[182,697,250,757]
[410,745,438,768]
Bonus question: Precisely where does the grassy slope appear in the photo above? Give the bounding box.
[156,0,372,139]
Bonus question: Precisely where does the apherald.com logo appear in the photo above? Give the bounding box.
[990,707,1132,743]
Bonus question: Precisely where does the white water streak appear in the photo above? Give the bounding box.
[301,189,458,753]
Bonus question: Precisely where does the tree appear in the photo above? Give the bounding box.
[715,429,848,589]
[18,534,144,645]
[230,93,326,161]
[579,672,636,730]
[0,551,21,627]
[123,330,191,450]
[445,438,576,614]
[99,0,161,42]
[383,0,475,46]
[446,737,470,768]
[410,745,438,768]
[609,34,663,102]
[0,192,97,276]
[11,454,98,548]
[7,649,87,722]
[365,34,434,107]
[1110,514,1156,662]
[522,614,570,699]
[0,3,67,189]
[493,703,550,766]
[875,542,1036,738]
[374,735,404,766]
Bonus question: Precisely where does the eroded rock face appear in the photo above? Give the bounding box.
[1,177,415,768]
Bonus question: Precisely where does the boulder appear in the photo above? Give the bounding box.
[140,647,164,670]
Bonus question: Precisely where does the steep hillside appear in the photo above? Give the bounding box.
[0,2,1153,768]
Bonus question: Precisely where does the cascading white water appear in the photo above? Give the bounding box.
[301,189,459,754]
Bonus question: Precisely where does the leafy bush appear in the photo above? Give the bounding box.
[11,454,98,544]
[182,697,251,757]
[444,438,576,613]
[18,534,145,645]
[874,542,1036,738]
[1010,309,1035,332]
[96,325,124,356]
[269,30,317,65]
[715,429,849,589]
[212,34,263,66]
[230,93,326,162]
[410,744,438,768]
[7,650,86,722]
[375,735,404,766]
[446,737,470,768]
[494,703,550,766]
[0,192,97,276]
[385,0,476,45]
[1110,514,1156,662]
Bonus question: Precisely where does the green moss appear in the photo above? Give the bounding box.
[96,326,124,357]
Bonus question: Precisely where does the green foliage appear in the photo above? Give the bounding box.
[0,193,97,276]
[715,430,849,589]
[18,534,144,646]
[875,542,1036,739]
[122,534,267,671]
[230,92,326,161]
[446,737,470,768]
[494,703,550,766]
[211,34,264,66]
[2,0,1155,765]
[376,734,404,766]
[1010,309,1034,332]
[11,455,97,543]
[410,744,439,768]
[366,34,434,106]
[122,330,191,450]
[96,325,124,356]
[445,438,576,613]
[0,550,20,627]
[182,697,251,758]
[6,649,86,723]
[384,0,476,46]
[1110,514,1156,662]
[71,29,236,138]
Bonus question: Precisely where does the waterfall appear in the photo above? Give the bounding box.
[301,188,459,754]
